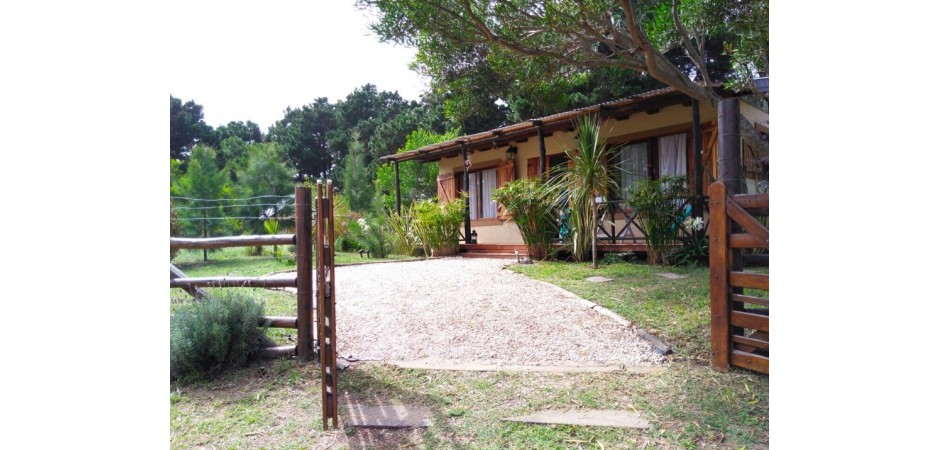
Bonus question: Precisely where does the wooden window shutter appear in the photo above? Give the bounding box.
[436,171,455,203]
[527,157,539,179]
[495,160,515,220]
[701,122,718,191]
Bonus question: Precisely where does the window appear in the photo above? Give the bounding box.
[613,131,689,199]
[467,168,498,219]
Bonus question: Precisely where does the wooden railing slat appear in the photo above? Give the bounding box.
[726,199,769,245]
[730,310,769,332]
[731,350,769,373]
[729,272,769,290]
[729,234,768,249]
[732,335,769,350]
[732,193,769,209]
[730,293,769,307]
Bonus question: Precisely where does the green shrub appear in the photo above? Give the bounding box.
[491,178,556,260]
[411,196,466,257]
[599,251,636,265]
[626,175,693,265]
[170,291,266,381]
[170,200,182,260]
[349,216,391,258]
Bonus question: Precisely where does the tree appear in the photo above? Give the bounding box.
[342,134,373,212]
[267,98,337,180]
[237,142,296,250]
[171,145,233,260]
[214,120,263,145]
[374,128,457,212]
[359,0,768,149]
[170,96,214,159]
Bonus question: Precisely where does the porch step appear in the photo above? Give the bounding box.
[460,252,518,259]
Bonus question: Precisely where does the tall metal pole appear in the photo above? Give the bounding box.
[461,142,471,243]
[393,160,402,215]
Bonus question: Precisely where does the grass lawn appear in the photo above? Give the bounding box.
[170,251,769,449]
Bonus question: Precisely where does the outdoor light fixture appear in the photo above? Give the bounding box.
[470,229,478,244]
[505,146,517,161]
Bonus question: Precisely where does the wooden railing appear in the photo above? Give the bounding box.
[708,181,769,374]
[594,196,707,245]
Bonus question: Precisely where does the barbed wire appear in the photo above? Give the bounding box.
[173,216,297,222]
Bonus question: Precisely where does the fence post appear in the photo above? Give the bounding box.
[709,181,730,372]
[295,185,314,362]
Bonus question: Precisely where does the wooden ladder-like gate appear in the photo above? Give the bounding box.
[709,181,769,373]
[314,180,339,429]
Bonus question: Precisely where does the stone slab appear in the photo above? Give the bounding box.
[654,272,686,280]
[585,276,614,283]
[503,409,650,429]
[391,359,663,374]
[345,405,433,428]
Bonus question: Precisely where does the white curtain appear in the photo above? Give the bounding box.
[480,169,498,218]
[620,142,648,198]
[658,133,687,177]
[468,172,478,220]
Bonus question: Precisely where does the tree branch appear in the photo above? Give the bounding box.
[672,0,710,84]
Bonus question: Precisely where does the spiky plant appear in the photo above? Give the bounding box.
[546,114,620,262]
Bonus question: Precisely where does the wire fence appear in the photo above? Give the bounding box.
[170,194,299,238]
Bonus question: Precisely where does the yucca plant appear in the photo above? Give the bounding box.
[491,178,556,260]
[546,114,620,263]
[386,208,419,256]
[627,175,693,265]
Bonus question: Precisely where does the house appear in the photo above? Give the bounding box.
[379,86,769,256]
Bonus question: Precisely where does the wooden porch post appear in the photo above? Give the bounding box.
[718,98,743,195]
[393,160,401,215]
[461,142,471,243]
[716,98,745,365]
[536,121,547,181]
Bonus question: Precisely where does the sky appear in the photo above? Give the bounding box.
[169,1,428,131]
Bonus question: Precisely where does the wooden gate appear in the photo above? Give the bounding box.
[709,181,769,373]
[314,180,339,429]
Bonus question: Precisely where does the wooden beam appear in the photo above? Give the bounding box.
[730,310,769,332]
[171,234,295,250]
[730,293,769,307]
[261,316,297,329]
[726,200,769,245]
[709,181,731,372]
[733,193,769,210]
[170,276,296,289]
[170,263,208,300]
[731,350,769,373]
[259,345,296,359]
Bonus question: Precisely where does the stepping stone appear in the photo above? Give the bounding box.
[654,272,686,280]
[585,276,614,283]
[345,405,432,428]
[503,409,650,429]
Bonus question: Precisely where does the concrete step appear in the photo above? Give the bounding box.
[459,252,518,259]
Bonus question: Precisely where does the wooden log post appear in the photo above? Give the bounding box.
[717,98,746,366]
[295,185,314,362]
[461,142,471,244]
[709,181,730,372]
[394,160,402,215]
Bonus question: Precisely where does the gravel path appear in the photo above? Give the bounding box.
[328,258,664,367]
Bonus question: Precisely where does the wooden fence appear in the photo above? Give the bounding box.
[708,181,769,374]
[170,182,339,429]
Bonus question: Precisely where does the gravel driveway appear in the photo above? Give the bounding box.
[331,258,664,367]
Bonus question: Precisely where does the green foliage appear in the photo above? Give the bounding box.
[348,215,391,258]
[170,291,266,381]
[386,208,420,257]
[170,96,214,159]
[626,176,694,265]
[545,115,619,262]
[668,235,709,267]
[410,196,466,257]
[374,128,456,212]
[170,200,182,260]
[342,134,373,212]
[599,251,636,265]
[171,145,235,239]
[491,178,556,260]
[267,98,338,180]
